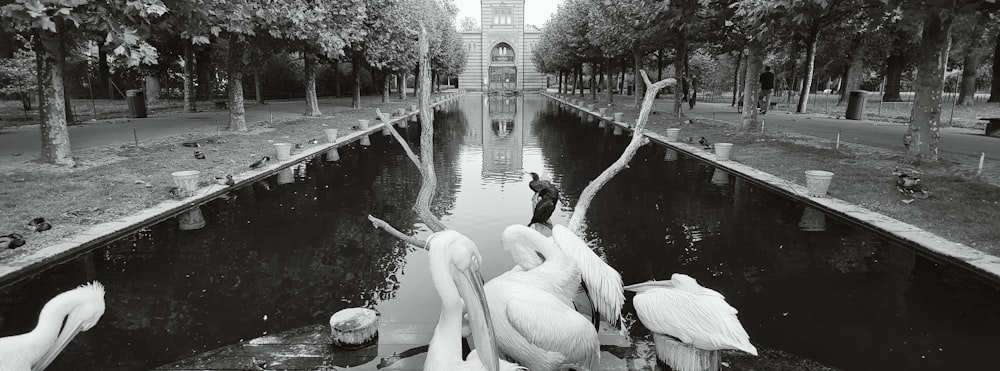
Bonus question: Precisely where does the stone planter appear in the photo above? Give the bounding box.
[324,128,339,143]
[171,170,200,192]
[805,170,834,197]
[273,143,292,161]
[613,112,624,121]
[714,143,733,161]
[598,107,607,116]
[665,128,681,142]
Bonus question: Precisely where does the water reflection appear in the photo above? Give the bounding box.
[479,94,524,183]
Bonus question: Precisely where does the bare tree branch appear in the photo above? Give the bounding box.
[414,23,447,232]
[568,70,676,235]
[367,214,428,250]
[375,108,422,169]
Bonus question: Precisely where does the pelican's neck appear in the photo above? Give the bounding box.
[15,291,81,364]
[426,249,465,369]
[502,225,562,269]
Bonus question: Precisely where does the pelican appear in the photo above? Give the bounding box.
[483,224,602,370]
[424,230,524,371]
[625,274,757,355]
[0,282,106,371]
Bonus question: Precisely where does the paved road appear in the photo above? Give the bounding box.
[0,96,393,159]
[652,100,1000,160]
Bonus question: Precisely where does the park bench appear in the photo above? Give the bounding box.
[980,118,1000,137]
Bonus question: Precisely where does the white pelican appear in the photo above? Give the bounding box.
[484,224,600,370]
[424,230,524,371]
[0,282,106,371]
[625,274,758,355]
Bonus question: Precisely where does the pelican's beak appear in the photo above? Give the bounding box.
[623,280,674,292]
[455,258,501,371]
[33,316,86,371]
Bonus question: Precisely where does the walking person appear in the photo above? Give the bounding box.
[759,66,775,114]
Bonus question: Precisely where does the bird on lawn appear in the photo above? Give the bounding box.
[194,151,206,160]
[1,233,26,249]
[625,274,757,356]
[215,175,235,186]
[892,167,930,201]
[0,282,106,371]
[181,141,200,148]
[423,230,525,371]
[28,218,52,233]
[167,186,189,200]
[698,136,712,150]
[249,156,270,169]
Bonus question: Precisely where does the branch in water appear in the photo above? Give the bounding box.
[568,70,676,235]
[376,108,422,170]
[367,214,428,250]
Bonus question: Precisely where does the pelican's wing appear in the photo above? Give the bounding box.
[506,295,600,371]
[551,225,624,327]
[632,289,757,355]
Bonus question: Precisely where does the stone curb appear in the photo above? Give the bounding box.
[542,92,1000,285]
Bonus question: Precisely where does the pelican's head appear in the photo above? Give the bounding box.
[624,279,677,293]
[426,231,501,371]
[35,281,106,371]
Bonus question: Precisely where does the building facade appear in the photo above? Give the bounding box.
[459,0,546,91]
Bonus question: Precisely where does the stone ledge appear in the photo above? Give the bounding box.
[0,92,465,287]
[542,92,1000,285]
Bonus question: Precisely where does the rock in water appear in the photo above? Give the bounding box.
[329,308,379,348]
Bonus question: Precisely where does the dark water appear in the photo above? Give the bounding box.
[2,94,1000,371]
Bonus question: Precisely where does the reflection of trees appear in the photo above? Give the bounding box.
[0,133,430,370]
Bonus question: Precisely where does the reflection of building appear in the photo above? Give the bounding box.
[481,94,523,179]
[459,0,546,91]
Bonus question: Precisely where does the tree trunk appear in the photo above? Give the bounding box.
[957,14,989,106]
[352,53,362,109]
[884,52,904,102]
[183,41,196,112]
[558,72,563,93]
[741,43,763,132]
[906,11,953,163]
[334,61,342,98]
[98,45,110,99]
[633,49,645,108]
[837,50,864,106]
[398,72,407,100]
[254,68,264,104]
[383,72,391,102]
[197,47,212,101]
[732,50,742,106]
[304,51,321,116]
[227,34,247,131]
[673,41,685,116]
[64,89,74,126]
[589,63,597,100]
[596,64,603,93]
[36,31,74,165]
[797,27,819,113]
[620,60,626,93]
[989,33,1000,102]
[958,53,982,106]
[606,58,614,104]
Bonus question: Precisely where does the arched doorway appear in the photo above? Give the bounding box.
[489,43,516,91]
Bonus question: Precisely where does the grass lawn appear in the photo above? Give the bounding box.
[0,93,438,264]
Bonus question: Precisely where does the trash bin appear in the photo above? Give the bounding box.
[845,90,867,120]
[125,89,147,118]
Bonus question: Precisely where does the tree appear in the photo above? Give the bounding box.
[955,13,995,106]
[735,0,881,113]
[459,16,479,32]
[587,0,673,107]
[1,0,168,165]
[901,0,998,162]
[0,34,36,116]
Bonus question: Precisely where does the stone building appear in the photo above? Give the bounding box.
[459,0,546,91]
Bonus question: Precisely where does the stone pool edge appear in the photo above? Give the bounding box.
[0,93,466,288]
[542,92,1000,285]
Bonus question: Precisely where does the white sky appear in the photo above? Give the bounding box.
[455,0,563,28]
